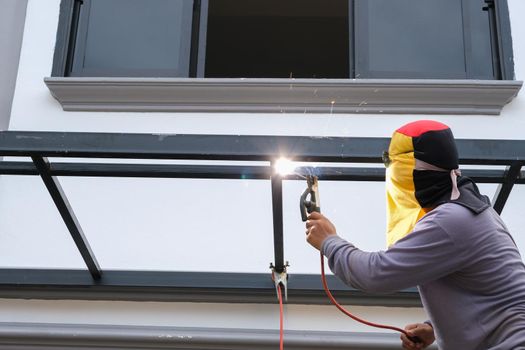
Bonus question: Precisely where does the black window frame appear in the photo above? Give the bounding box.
[52,0,515,80]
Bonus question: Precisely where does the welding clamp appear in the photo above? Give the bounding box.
[270,262,289,302]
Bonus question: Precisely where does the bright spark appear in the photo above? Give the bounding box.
[274,157,296,176]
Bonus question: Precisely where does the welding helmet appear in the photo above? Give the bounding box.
[385,120,489,247]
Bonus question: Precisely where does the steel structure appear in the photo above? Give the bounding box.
[0,131,523,305]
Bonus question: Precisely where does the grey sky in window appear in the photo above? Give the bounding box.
[72,0,192,77]
[355,0,495,79]
[367,0,464,74]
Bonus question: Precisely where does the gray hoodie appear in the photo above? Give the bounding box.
[321,203,525,349]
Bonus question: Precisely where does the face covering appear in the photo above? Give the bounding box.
[385,120,490,247]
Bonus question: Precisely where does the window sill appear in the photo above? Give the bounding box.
[44,77,522,115]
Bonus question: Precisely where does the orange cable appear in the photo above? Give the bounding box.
[320,251,416,339]
[277,283,284,350]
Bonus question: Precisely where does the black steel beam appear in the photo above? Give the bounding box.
[271,170,285,273]
[0,161,37,175]
[31,156,102,279]
[492,162,523,214]
[0,161,272,179]
[1,161,524,184]
[1,131,524,165]
[0,269,421,306]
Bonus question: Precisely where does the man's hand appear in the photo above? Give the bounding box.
[305,212,337,250]
[400,323,435,350]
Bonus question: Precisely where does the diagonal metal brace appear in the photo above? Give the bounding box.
[31,156,102,279]
[492,162,523,215]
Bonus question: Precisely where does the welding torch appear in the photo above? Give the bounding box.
[300,175,320,222]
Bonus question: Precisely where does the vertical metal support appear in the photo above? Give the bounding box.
[348,0,355,79]
[190,0,208,78]
[63,0,85,77]
[189,0,202,77]
[31,156,102,279]
[483,0,503,80]
[492,162,522,215]
[270,167,285,273]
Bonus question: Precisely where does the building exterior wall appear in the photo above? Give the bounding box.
[0,0,27,130]
[0,0,524,347]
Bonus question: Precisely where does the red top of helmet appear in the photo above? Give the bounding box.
[396,120,450,137]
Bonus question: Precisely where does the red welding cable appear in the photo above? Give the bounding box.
[277,283,284,350]
[320,252,413,338]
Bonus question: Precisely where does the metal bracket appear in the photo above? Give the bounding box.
[270,262,289,302]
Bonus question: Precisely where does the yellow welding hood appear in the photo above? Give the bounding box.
[385,120,459,247]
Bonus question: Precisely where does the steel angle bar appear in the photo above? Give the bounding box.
[1,131,525,164]
[31,156,101,279]
[1,161,523,185]
[0,161,272,179]
[0,131,389,163]
[0,161,38,175]
[492,162,523,214]
[0,269,421,306]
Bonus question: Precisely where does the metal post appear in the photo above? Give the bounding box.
[483,0,503,80]
[31,156,102,279]
[270,163,285,273]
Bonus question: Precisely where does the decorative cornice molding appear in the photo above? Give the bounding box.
[44,77,522,115]
[0,322,437,349]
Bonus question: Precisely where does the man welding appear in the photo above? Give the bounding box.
[305,120,525,349]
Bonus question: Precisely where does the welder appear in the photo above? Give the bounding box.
[305,120,525,349]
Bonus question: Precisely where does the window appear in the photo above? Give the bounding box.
[67,0,193,77]
[205,0,349,78]
[53,0,514,80]
[354,0,495,79]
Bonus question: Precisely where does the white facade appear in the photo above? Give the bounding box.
[0,0,524,348]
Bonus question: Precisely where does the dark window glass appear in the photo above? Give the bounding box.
[70,0,193,77]
[204,0,349,78]
[355,0,494,79]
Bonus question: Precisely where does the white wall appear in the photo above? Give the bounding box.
[6,0,525,138]
[0,299,427,333]
[0,0,524,335]
[0,0,27,130]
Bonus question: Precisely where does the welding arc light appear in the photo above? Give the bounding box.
[274,157,296,176]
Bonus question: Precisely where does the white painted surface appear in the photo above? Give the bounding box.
[6,1,525,138]
[0,0,27,130]
[0,0,524,337]
[0,299,426,333]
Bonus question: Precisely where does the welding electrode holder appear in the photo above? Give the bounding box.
[300,175,321,222]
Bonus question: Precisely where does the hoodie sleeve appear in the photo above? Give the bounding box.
[320,214,466,293]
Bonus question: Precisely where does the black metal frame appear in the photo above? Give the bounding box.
[0,131,523,304]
